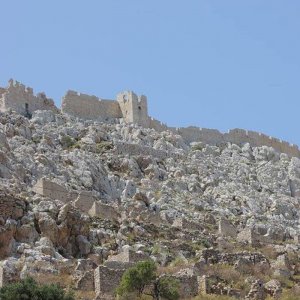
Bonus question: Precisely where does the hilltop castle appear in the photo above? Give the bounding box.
[1,79,299,158]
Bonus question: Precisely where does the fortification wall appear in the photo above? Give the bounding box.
[224,129,300,157]
[0,80,58,116]
[62,90,122,121]
[149,117,169,132]
[175,126,225,145]
[1,79,299,159]
[162,125,300,158]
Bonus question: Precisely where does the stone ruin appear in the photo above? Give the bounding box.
[94,247,149,300]
[0,79,300,159]
[0,79,58,118]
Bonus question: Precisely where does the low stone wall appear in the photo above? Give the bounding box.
[94,265,125,299]
[201,249,267,266]
[175,274,200,299]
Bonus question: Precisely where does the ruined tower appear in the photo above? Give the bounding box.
[117,91,150,128]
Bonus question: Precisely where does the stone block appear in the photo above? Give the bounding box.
[75,270,94,291]
[218,218,237,238]
[88,202,119,221]
[0,266,4,288]
[237,228,259,247]
[73,191,95,214]
[107,248,149,264]
[172,217,202,232]
[33,178,71,203]
[171,273,199,299]
[94,265,126,299]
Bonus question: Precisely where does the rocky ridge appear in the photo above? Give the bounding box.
[0,109,300,299]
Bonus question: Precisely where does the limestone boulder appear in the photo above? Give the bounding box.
[37,214,59,244]
[76,235,91,256]
[15,224,39,244]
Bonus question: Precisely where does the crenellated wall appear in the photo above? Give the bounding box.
[149,117,169,132]
[0,79,58,116]
[174,127,224,145]
[61,90,121,121]
[0,79,299,158]
[172,126,300,158]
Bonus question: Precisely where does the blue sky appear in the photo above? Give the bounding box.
[1,1,300,145]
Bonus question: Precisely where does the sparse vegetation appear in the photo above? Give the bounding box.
[192,295,234,300]
[0,277,74,300]
[116,261,180,300]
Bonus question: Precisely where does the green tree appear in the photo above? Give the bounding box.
[116,261,180,300]
[117,260,156,297]
[0,277,74,300]
[155,276,179,300]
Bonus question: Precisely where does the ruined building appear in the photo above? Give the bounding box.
[1,79,299,158]
[0,79,58,118]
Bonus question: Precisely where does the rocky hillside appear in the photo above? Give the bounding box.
[0,109,300,300]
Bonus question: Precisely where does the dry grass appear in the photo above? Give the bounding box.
[192,295,234,300]
[205,264,239,281]
[259,245,278,260]
[33,273,73,288]
[271,287,300,300]
[75,290,95,300]
[157,257,191,275]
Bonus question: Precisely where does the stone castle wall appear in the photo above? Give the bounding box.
[149,117,169,132]
[166,126,300,158]
[174,126,225,145]
[61,90,121,121]
[225,129,300,157]
[0,79,299,158]
[0,80,58,116]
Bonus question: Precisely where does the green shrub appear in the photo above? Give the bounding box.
[116,261,180,300]
[117,261,156,297]
[156,276,179,300]
[95,141,113,154]
[60,135,75,149]
[0,277,74,300]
